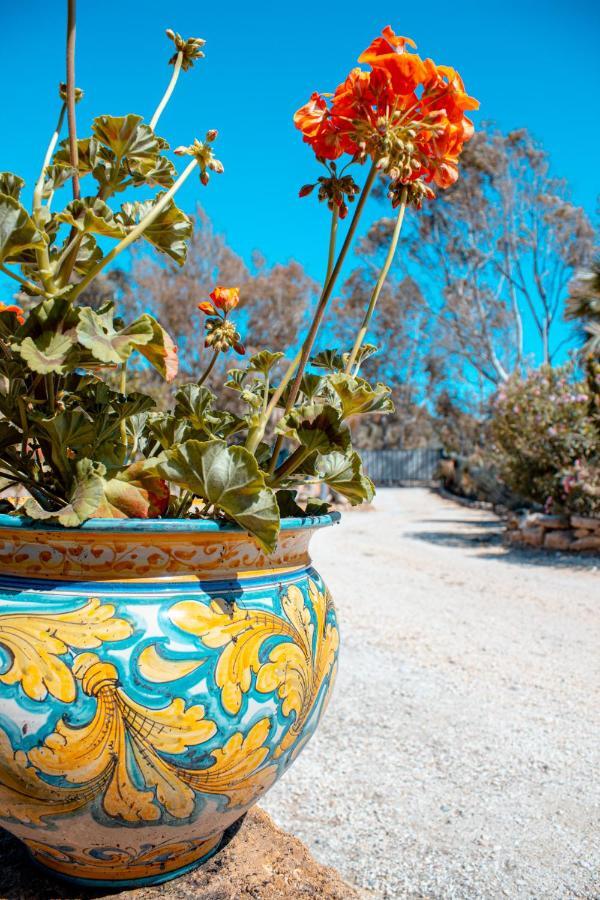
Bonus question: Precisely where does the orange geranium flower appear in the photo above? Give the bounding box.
[0,302,25,325]
[358,25,427,95]
[295,25,479,201]
[198,286,240,317]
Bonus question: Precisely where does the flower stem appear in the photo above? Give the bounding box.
[197,348,219,387]
[150,51,183,131]
[267,164,377,473]
[344,187,408,374]
[0,263,46,297]
[66,0,80,201]
[69,159,198,301]
[32,103,67,213]
[119,362,128,450]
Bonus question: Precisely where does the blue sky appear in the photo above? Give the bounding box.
[1,0,598,349]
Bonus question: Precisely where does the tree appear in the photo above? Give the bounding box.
[365,128,596,390]
[330,268,435,448]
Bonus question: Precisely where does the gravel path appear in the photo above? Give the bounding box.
[262,488,600,899]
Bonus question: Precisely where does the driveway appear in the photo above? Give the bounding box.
[262,488,600,899]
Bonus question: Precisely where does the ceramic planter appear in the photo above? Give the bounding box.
[0,513,339,888]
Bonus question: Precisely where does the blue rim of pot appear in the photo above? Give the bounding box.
[0,511,341,534]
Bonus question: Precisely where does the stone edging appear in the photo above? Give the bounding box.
[506,512,600,552]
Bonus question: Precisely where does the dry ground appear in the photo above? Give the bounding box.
[263,487,600,899]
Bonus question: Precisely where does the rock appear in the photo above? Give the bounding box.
[526,513,569,530]
[570,515,600,531]
[521,526,544,547]
[570,536,600,552]
[544,530,575,551]
[0,808,359,900]
[573,529,593,539]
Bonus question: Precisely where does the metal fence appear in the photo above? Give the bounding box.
[361,448,443,485]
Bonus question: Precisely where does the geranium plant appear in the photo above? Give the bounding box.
[0,8,477,551]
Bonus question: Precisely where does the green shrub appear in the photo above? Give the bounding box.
[491,364,600,516]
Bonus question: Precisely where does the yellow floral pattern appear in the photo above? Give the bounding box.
[0,598,132,702]
[0,577,336,844]
[170,578,339,755]
[0,652,275,825]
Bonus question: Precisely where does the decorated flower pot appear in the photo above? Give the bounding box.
[0,513,339,889]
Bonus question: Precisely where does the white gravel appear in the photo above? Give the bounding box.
[262,487,600,899]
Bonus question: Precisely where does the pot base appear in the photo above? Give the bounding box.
[25,831,224,889]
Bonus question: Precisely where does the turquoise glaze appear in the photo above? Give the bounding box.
[0,514,340,887]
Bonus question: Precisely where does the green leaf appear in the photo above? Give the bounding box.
[33,409,96,476]
[315,450,375,505]
[299,373,324,401]
[156,439,280,552]
[92,115,160,169]
[53,137,101,176]
[174,384,217,428]
[310,349,345,372]
[41,164,77,197]
[96,460,169,519]
[225,368,248,391]
[71,233,103,276]
[76,308,154,365]
[56,197,127,238]
[134,314,178,382]
[329,373,394,418]
[277,404,350,455]
[0,173,24,200]
[345,343,378,368]
[25,459,105,527]
[135,195,192,265]
[248,350,284,375]
[14,332,76,375]
[275,489,330,518]
[131,155,176,189]
[0,193,46,262]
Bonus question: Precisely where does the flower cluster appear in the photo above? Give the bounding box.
[175,131,224,185]
[298,162,360,219]
[294,25,478,205]
[198,287,245,355]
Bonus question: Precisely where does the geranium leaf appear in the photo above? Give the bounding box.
[310,348,345,372]
[156,439,280,552]
[137,195,192,265]
[131,155,176,189]
[315,450,375,505]
[134,314,178,382]
[56,197,127,238]
[0,173,24,200]
[276,403,350,455]
[14,332,76,375]
[41,164,77,197]
[248,350,284,375]
[71,233,103,276]
[92,115,160,168]
[329,373,394,417]
[24,459,105,527]
[96,460,169,519]
[0,193,46,262]
[76,308,154,365]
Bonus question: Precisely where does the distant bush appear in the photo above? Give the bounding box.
[491,364,600,516]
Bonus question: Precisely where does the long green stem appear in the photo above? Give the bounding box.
[150,51,183,131]
[32,104,67,212]
[344,188,408,374]
[0,263,45,296]
[119,362,128,450]
[325,205,339,282]
[66,0,80,201]
[69,159,198,301]
[267,164,377,473]
[197,348,219,387]
[269,446,313,486]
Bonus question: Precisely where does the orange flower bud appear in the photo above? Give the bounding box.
[198,301,216,315]
[0,302,25,326]
[209,286,240,314]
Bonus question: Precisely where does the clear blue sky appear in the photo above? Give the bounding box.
[1,1,598,301]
